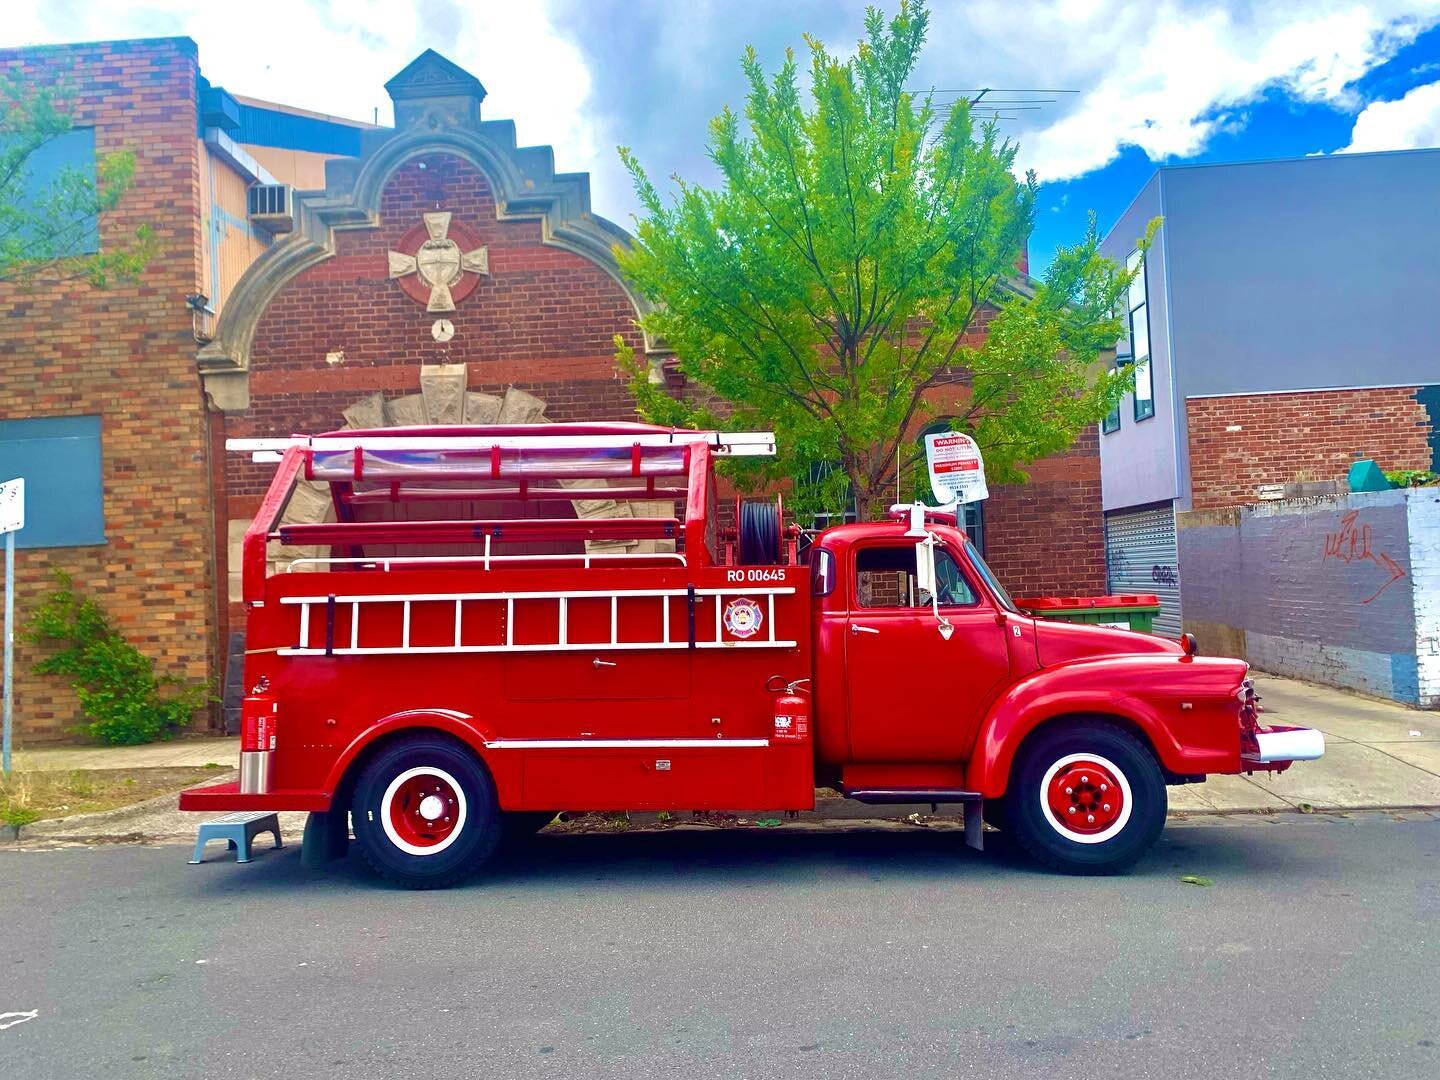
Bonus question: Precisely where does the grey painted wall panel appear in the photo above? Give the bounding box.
[1164,150,1440,398]
[1098,176,1182,511]
[1178,491,1422,702]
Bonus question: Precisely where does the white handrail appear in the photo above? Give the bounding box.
[274,584,799,657]
[284,552,689,572]
[230,430,776,458]
[278,586,795,605]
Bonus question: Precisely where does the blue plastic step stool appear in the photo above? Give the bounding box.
[190,812,283,865]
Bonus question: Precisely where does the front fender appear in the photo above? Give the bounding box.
[321,707,505,803]
[964,655,1247,798]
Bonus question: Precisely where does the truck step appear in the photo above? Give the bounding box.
[844,789,985,852]
[845,788,982,805]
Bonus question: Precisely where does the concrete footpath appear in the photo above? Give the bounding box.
[7,673,1440,845]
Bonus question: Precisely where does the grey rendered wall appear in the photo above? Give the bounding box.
[1164,149,1440,399]
[1098,175,1182,512]
[1177,490,1432,706]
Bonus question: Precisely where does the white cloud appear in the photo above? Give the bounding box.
[925,1,1439,182]
[1342,78,1440,150]
[5,0,1440,221]
[3,0,601,187]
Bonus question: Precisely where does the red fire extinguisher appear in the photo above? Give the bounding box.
[239,676,277,795]
[768,676,811,743]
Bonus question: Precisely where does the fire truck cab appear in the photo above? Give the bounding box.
[182,423,1324,887]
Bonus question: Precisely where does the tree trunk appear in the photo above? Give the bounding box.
[852,485,883,523]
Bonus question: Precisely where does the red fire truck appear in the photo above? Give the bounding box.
[182,423,1324,887]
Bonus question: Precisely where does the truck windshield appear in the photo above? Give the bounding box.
[967,545,1021,614]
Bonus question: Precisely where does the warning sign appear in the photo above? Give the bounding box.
[923,432,988,505]
[0,478,23,535]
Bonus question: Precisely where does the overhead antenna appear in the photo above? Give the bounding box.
[916,86,1080,126]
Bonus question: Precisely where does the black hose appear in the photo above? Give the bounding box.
[738,498,781,565]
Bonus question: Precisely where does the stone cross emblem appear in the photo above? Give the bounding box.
[387,212,489,312]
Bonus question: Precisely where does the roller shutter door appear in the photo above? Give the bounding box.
[1104,503,1181,637]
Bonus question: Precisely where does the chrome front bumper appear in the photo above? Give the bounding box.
[1243,726,1326,765]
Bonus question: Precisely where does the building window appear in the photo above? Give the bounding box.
[803,426,988,555]
[960,501,985,555]
[1103,301,1131,436]
[805,460,857,530]
[1101,399,1122,435]
[1101,351,1125,435]
[11,127,101,258]
[1127,250,1155,421]
[0,416,105,548]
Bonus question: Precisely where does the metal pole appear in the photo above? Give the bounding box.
[3,529,13,775]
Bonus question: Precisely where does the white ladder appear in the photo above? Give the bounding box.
[277,586,797,657]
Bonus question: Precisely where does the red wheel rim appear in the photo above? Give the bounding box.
[1045,758,1125,836]
[382,768,466,854]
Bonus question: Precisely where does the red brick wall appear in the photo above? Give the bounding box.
[1187,387,1434,510]
[0,39,214,744]
[984,428,1106,598]
[227,153,645,496]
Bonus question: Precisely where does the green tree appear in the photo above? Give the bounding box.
[1,75,153,287]
[616,1,1151,521]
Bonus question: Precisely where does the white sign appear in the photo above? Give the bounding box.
[924,432,988,504]
[0,478,22,535]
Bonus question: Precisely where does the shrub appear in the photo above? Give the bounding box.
[0,770,37,834]
[1384,468,1438,488]
[24,570,211,745]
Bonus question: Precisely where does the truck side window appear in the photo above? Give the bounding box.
[855,545,977,609]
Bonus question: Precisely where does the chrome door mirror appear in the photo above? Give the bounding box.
[915,534,954,640]
[915,534,936,597]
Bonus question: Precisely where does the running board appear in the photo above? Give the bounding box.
[845,788,985,852]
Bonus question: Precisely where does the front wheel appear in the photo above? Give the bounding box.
[1003,721,1166,875]
[351,735,501,889]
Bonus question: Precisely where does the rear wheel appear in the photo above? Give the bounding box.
[1003,720,1166,875]
[351,735,501,889]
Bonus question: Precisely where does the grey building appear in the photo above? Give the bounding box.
[1097,148,1440,636]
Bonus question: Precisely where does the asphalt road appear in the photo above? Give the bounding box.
[1,814,1437,1080]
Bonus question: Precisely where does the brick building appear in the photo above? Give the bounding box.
[1,39,1105,743]
[1097,152,1440,637]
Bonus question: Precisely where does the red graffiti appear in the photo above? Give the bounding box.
[1322,511,1406,604]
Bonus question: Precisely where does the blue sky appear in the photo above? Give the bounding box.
[8,2,1440,276]
[1030,18,1440,272]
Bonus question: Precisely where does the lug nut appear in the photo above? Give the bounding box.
[1081,775,1089,783]
[1087,814,1095,824]
[1103,803,1111,812]
[1068,807,1076,814]
[1100,783,1108,792]
[1065,786,1073,795]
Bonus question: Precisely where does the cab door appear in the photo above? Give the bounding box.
[844,540,1010,762]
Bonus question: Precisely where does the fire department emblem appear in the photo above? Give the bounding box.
[723,597,764,639]
[387,211,489,313]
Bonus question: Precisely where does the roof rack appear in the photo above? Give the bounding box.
[228,425,777,463]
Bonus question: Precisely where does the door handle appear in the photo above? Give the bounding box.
[593,658,617,668]
[850,624,880,635]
